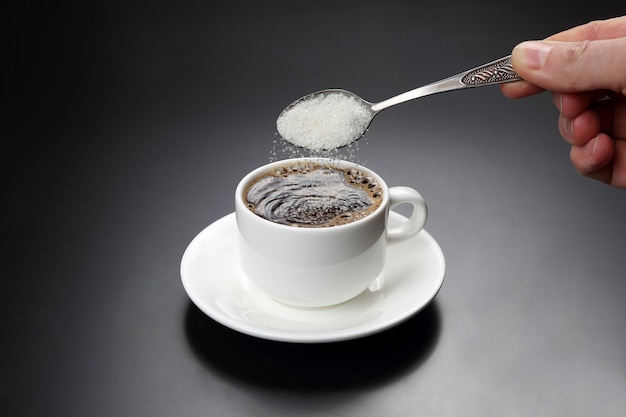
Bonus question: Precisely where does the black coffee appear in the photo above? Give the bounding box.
[245,161,383,227]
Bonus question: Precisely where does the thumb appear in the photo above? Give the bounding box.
[511,39,626,94]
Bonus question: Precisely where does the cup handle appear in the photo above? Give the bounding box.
[386,186,428,244]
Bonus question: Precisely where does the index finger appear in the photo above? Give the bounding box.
[501,15,626,99]
[547,15,626,42]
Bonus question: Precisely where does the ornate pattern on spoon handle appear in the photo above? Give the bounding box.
[461,56,521,86]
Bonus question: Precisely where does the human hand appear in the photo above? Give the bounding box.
[500,15,626,188]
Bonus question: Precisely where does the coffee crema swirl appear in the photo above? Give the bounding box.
[245,163,383,227]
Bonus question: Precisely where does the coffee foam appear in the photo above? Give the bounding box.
[245,161,383,227]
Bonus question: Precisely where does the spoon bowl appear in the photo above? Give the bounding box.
[277,55,521,151]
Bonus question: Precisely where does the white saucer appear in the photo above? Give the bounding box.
[180,212,445,343]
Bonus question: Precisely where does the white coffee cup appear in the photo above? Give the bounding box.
[235,158,427,307]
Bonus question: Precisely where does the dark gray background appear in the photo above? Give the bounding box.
[3,1,626,416]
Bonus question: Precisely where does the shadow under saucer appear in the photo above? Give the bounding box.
[184,300,441,392]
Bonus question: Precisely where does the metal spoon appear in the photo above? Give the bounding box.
[277,55,521,150]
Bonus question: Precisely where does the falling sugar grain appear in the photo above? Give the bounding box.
[276,91,372,152]
[269,132,367,163]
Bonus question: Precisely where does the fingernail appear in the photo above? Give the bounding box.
[591,135,599,156]
[563,117,574,139]
[516,41,551,69]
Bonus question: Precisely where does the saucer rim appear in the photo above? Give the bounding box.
[181,212,445,343]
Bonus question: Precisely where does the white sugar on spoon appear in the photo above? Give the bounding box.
[276,91,371,152]
[277,55,521,151]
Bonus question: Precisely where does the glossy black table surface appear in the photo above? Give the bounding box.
[3,2,626,416]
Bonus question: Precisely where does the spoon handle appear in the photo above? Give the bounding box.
[461,55,521,86]
[371,55,521,112]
